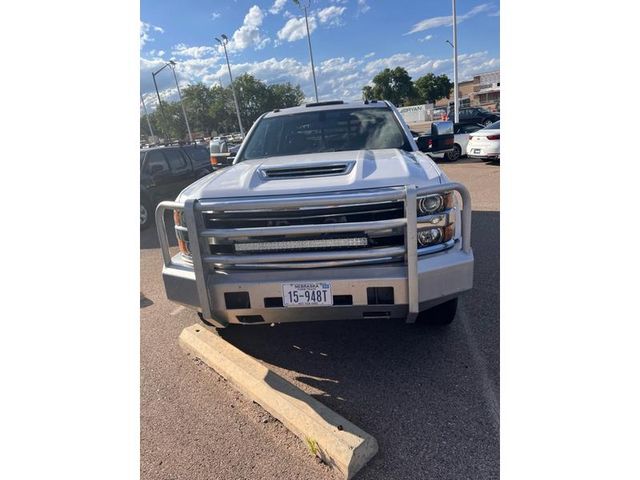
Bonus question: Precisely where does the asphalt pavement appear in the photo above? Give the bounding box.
[140,156,500,480]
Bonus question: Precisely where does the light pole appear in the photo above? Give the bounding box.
[445,39,458,121]
[168,61,193,142]
[294,0,319,102]
[215,35,244,137]
[151,69,168,138]
[153,61,193,142]
[140,94,155,139]
[451,0,459,123]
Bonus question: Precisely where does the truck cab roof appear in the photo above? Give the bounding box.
[264,100,390,118]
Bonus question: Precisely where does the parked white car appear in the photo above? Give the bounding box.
[466,121,500,160]
[444,123,485,161]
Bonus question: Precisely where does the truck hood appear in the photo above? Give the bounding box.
[178,149,445,201]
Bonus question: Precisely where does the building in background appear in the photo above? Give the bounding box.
[435,70,500,111]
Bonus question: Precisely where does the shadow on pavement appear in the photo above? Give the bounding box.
[217,210,500,480]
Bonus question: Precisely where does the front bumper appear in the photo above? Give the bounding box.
[162,245,473,325]
[156,183,474,327]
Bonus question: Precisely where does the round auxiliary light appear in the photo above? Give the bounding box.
[417,195,443,215]
[417,227,443,247]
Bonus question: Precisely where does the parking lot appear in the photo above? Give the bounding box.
[140,157,500,480]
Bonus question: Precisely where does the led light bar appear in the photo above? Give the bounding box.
[234,237,368,252]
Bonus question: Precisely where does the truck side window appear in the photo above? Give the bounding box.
[164,149,188,171]
[144,151,169,175]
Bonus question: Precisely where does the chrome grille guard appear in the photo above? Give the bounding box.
[156,183,471,326]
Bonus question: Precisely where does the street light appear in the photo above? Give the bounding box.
[152,60,193,142]
[450,0,459,123]
[168,61,193,142]
[151,68,168,138]
[140,94,155,139]
[445,39,459,122]
[215,35,245,137]
[294,0,319,102]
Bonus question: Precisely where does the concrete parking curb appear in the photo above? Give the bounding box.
[179,324,378,479]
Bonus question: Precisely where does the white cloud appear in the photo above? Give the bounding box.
[357,0,371,16]
[140,21,164,49]
[171,43,219,59]
[362,50,498,82]
[317,5,346,26]
[277,15,317,42]
[364,52,375,58]
[141,47,498,112]
[256,37,271,50]
[406,3,492,34]
[225,5,268,52]
[140,52,222,104]
[418,34,433,42]
[211,12,221,20]
[357,0,371,15]
[269,0,287,15]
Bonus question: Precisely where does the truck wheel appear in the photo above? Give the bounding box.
[140,197,152,230]
[445,144,461,162]
[483,118,493,126]
[416,298,458,325]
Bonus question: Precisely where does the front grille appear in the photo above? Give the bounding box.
[203,201,404,229]
[203,199,406,257]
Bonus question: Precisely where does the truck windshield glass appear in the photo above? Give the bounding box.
[238,108,410,161]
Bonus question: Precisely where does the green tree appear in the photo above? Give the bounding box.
[234,74,304,130]
[361,67,417,106]
[207,84,237,136]
[362,85,374,101]
[414,73,453,105]
[140,74,305,141]
[181,83,217,135]
[266,82,305,110]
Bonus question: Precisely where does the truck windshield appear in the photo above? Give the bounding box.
[237,108,410,161]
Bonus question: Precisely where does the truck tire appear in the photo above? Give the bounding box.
[416,298,458,325]
[444,144,462,162]
[140,196,152,230]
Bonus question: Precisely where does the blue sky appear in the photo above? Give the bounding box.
[141,0,499,111]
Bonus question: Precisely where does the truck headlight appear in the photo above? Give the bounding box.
[417,224,455,248]
[416,191,454,215]
[173,210,191,257]
[416,191,456,250]
[417,227,442,246]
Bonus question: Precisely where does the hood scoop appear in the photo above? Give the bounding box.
[259,161,355,180]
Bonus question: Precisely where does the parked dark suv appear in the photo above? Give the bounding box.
[450,107,499,126]
[140,145,213,229]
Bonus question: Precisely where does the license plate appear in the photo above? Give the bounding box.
[473,149,481,154]
[282,282,333,307]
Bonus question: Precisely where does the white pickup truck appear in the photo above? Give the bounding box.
[156,100,473,328]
